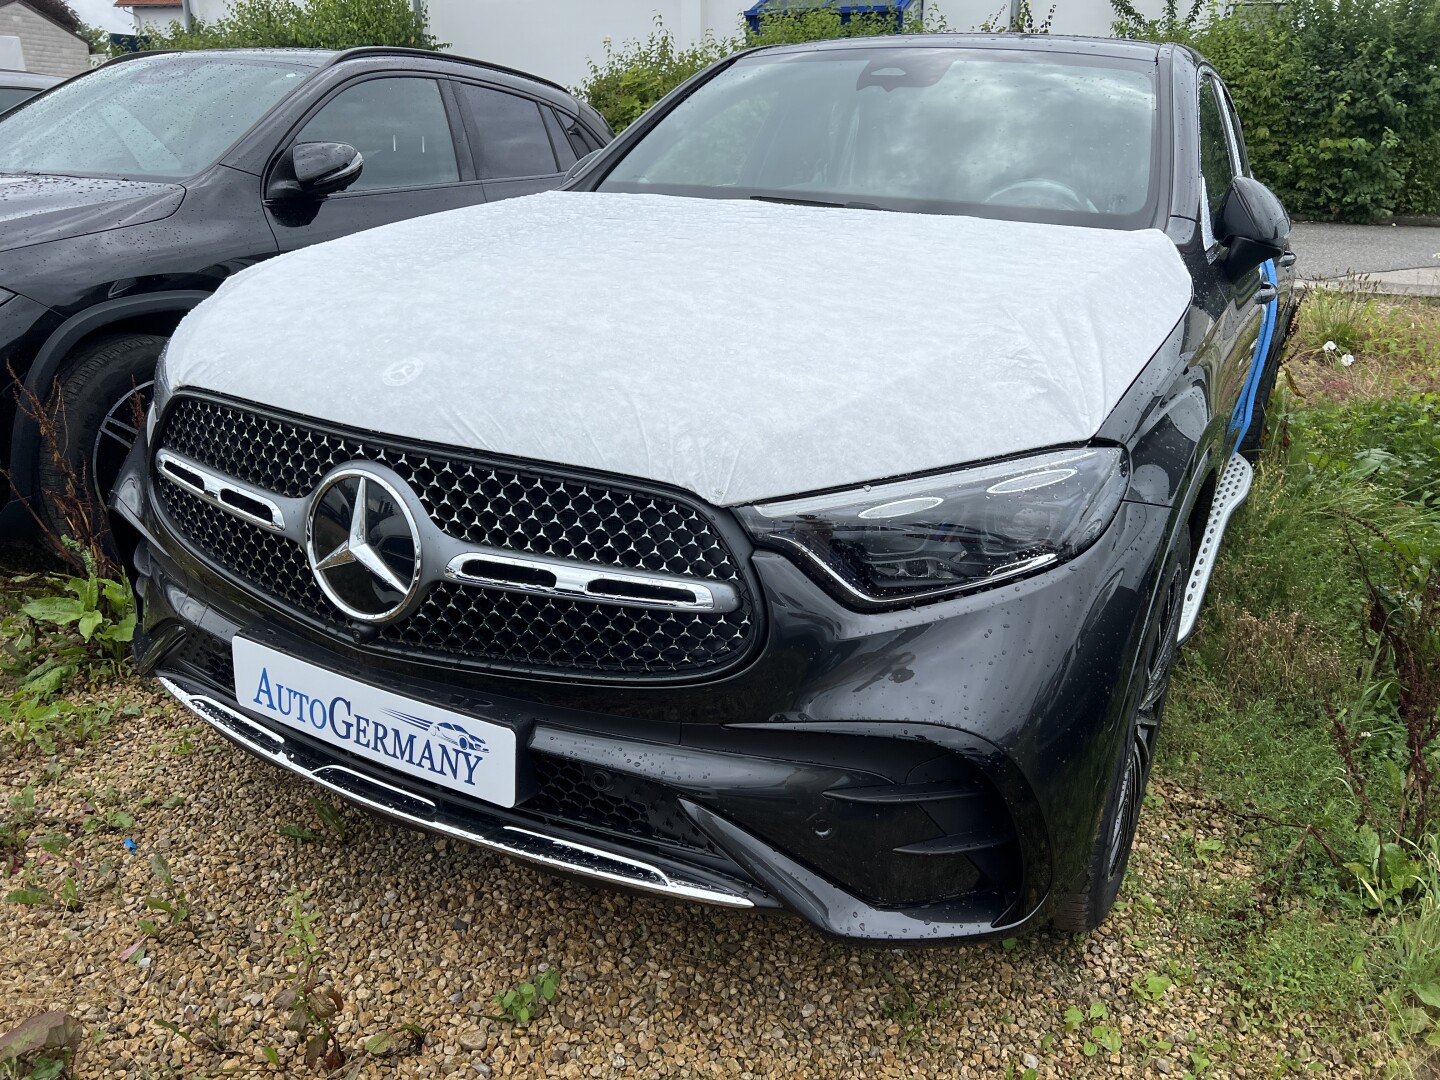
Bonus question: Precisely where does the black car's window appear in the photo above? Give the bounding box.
[1198,74,1238,231]
[0,55,310,180]
[298,77,459,192]
[455,84,559,179]
[0,87,38,114]
[598,48,1159,228]
[561,113,604,158]
[541,106,578,170]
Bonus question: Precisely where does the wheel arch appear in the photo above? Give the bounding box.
[9,291,210,503]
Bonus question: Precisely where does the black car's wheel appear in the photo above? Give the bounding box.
[1051,525,1192,933]
[35,333,164,550]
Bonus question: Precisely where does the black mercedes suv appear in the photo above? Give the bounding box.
[0,46,609,542]
[114,36,1296,941]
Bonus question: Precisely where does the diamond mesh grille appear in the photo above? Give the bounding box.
[155,396,759,678]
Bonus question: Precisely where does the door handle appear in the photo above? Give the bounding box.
[1278,251,1297,268]
[1254,281,1278,305]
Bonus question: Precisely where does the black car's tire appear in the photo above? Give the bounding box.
[35,333,164,551]
[1051,525,1192,933]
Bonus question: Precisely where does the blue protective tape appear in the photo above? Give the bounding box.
[1229,259,1279,453]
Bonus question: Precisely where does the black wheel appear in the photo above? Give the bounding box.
[35,333,164,551]
[1051,525,1192,933]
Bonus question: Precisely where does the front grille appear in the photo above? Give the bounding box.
[527,757,720,855]
[155,395,759,679]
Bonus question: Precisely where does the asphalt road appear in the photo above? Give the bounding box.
[1289,221,1440,279]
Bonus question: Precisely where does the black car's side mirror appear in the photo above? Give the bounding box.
[1218,176,1289,279]
[267,142,364,201]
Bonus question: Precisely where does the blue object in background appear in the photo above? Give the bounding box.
[744,0,920,34]
[123,838,137,853]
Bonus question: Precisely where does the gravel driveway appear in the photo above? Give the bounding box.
[1,682,1386,1078]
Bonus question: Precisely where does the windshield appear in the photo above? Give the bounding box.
[598,48,1159,227]
[0,55,311,180]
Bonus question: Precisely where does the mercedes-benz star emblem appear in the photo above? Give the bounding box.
[306,466,423,623]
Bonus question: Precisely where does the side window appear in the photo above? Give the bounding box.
[455,84,559,179]
[541,107,578,170]
[559,112,603,158]
[1198,75,1238,234]
[297,77,459,192]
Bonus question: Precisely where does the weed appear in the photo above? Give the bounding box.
[1133,973,1174,1002]
[1300,279,1380,357]
[276,887,347,1070]
[361,1023,426,1058]
[492,967,561,1026]
[20,557,135,663]
[0,1011,83,1080]
[153,1013,230,1056]
[138,855,190,937]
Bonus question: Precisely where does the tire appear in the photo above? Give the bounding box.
[35,333,165,552]
[1051,525,1192,933]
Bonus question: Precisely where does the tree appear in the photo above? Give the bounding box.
[147,0,444,51]
[25,0,82,34]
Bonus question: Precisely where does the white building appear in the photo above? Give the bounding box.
[0,0,88,75]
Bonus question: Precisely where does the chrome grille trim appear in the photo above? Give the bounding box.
[444,549,740,613]
[156,448,296,534]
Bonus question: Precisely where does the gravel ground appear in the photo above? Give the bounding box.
[1,679,1391,1078]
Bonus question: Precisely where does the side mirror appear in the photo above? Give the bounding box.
[563,149,601,185]
[1218,176,1289,279]
[266,142,364,201]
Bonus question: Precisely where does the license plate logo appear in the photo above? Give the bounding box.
[232,638,517,807]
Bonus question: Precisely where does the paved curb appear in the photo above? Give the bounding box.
[1301,266,1440,298]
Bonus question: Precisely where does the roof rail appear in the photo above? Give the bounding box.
[328,46,572,97]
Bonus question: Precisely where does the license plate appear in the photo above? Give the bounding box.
[232,638,517,807]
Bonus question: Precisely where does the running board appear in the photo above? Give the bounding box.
[1177,453,1253,643]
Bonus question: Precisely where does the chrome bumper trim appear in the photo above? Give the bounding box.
[158,676,755,909]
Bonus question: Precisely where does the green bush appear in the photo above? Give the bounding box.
[580,25,733,134]
[1118,0,1440,221]
[579,4,948,132]
[144,0,442,52]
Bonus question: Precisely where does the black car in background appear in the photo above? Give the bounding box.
[0,47,610,539]
[0,69,59,113]
[117,36,1297,940]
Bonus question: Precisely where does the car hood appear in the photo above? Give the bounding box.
[0,173,184,251]
[165,191,1192,507]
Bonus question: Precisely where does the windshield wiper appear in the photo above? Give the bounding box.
[749,194,891,212]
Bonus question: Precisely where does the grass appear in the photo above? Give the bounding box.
[1154,285,1440,1060]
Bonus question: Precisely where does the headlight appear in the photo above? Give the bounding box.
[736,447,1128,609]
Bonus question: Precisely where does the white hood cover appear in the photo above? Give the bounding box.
[165,191,1191,506]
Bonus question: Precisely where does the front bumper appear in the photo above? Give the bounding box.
[112,434,1173,942]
